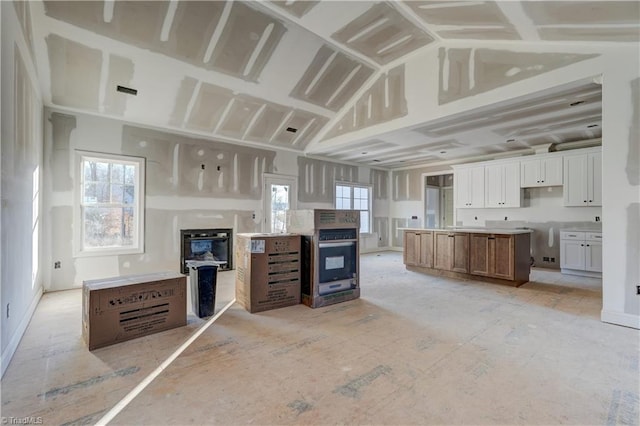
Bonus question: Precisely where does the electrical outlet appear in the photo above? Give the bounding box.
[550,257,555,263]
[504,217,508,220]
[543,256,549,261]
[595,216,600,222]
[252,213,255,219]
[54,261,61,269]
[636,285,640,295]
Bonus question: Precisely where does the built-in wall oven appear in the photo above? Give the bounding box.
[318,228,358,295]
[287,209,360,308]
[180,229,232,274]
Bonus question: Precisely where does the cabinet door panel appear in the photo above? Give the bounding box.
[451,233,469,273]
[521,159,540,187]
[455,169,470,208]
[502,162,521,207]
[563,155,588,206]
[589,152,602,206]
[485,166,503,207]
[561,240,586,270]
[492,235,514,279]
[403,232,418,266]
[542,157,563,186]
[419,232,434,268]
[585,242,602,272]
[469,167,485,208]
[469,234,489,276]
[433,232,451,270]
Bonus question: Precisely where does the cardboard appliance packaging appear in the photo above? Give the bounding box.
[82,271,187,350]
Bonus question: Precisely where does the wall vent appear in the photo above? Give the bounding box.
[117,85,138,96]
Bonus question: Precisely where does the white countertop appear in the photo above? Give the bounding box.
[399,227,533,235]
[561,228,602,233]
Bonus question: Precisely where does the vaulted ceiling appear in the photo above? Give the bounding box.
[19,1,640,168]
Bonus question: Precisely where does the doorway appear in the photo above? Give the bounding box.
[424,174,454,229]
[263,174,297,233]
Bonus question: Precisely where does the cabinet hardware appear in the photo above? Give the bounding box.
[586,244,590,247]
[488,237,495,240]
[581,244,584,246]
[589,200,592,202]
[584,200,587,203]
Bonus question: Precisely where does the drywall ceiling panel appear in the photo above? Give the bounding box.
[104,54,135,116]
[323,64,407,140]
[43,1,285,81]
[13,1,35,58]
[271,111,328,148]
[290,45,375,111]
[405,1,513,26]
[245,103,290,142]
[208,1,287,81]
[538,27,640,42]
[439,47,599,104]
[168,77,198,127]
[523,1,640,25]
[185,83,234,132]
[495,112,602,138]
[270,0,320,18]
[332,3,434,64]
[168,1,225,63]
[46,34,102,110]
[217,95,264,139]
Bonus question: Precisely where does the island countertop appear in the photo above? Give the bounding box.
[398,227,533,235]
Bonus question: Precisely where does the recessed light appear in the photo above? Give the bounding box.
[117,85,137,96]
[506,139,515,143]
[569,101,584,107]
[286,127,297,133]
[373,159,381,162]
[440,151,447,154]
[362,152,368,155]
[587,124,598,128]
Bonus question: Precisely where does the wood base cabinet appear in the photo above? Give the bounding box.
[403,230,434,268]
[404,230,531,286]
[434,232,469,273]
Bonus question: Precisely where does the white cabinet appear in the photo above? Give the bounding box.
[563,151,602,206]
[455,166,485,208]
[560,231,602,276]
[484,162,521,208]
[521,156,563,187]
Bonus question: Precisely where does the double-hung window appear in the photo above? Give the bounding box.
[76,151,145,256]
[335,183,371,233]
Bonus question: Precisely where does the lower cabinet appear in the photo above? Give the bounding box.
[403,230,433,268]
[560,231,602,276]
[433,232,469,273]
[469,234,514,280]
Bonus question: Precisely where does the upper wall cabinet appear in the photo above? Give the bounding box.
[563,150,602,207]
[521,156,563,187]
[485,162,521,208]
[455,166,485,208]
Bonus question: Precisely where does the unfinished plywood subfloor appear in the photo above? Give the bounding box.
[3,253,638,424]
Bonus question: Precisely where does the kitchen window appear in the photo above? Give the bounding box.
[75,151,145,256]
[335,183,371,233]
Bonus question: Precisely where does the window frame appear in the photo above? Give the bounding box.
[334,182,372,234]
[74,150,145,257]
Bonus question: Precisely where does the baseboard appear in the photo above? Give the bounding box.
[360,247,392,254]
[601,310,640,329]
[1,287,43,378]
[560,268,602,278]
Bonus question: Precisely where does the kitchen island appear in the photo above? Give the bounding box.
[401,228,532,286]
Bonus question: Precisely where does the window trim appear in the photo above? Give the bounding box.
[74,150,145,257]
[334,181,372,234]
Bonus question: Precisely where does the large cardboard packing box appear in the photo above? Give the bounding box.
[82,271,187,350]
[236,233,301,313]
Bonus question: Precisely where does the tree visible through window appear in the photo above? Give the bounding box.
[78,152,144,254]
[335,183,371,233]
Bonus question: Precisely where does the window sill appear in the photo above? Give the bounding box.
[74,246,144,258]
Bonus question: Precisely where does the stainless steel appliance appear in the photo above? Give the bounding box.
[180,229,232,274]
[287,209,359,308]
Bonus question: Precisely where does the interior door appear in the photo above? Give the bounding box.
[263,174,297,233]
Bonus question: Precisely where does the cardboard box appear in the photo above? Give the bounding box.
[236,234,301,313]
[82,271,187,350]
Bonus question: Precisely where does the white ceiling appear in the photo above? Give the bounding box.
[21,1,640,168]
